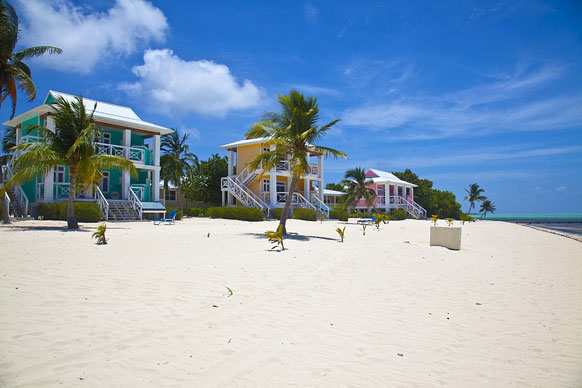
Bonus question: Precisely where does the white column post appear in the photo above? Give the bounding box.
[318,154,324,203]
[43,116,56,202]
[410,186,414,201]
[152,134,160,201]
[228,150,234,176]
[121,129,131,199]
[222,190,225,207]
[304,178,310,202]
[270,173,277,207]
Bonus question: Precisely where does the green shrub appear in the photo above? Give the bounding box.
[293,208,317,221]
[329,207,348,221]
[165,207,183,220]
[271,208,283,220]
[185,207,208,217]
[357,212,373,218]
[37,202,103,222]
[207,206,264,221]
[460,213,474,223]
[390,208,407,220]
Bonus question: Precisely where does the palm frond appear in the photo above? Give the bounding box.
[12,46,62,61]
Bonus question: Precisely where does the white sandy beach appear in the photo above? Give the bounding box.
[0,218,581,387]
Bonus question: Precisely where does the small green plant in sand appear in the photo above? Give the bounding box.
[336,226,346,242]
[225,286,233,297]
[319,214,324,223]
[362,223,367,236]
[446,218,453,226]
[265,225,285,251]
[92,224,107,245]
[431,214,439,226]
[460,213,474,225]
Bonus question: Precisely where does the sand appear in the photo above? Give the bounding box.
[0,218,581,387]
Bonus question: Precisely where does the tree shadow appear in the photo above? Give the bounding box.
[243,232,336,242]
[1,223,131,232]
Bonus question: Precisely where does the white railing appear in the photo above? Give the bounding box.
[94,185,109,221]
[130,184,146,201]
[129,187,143,220]
[310,193,331,217]
[235,166,259,186]
[221,176,269,216]
[54,183,86,200]
[3,162,29,217]
[389,195,426,219]
[276,160,289,171]
[36,182,45,201]
[21,135,42,143]
[276,192,317,210]
[95,142,147,164]
[308,164,319,175]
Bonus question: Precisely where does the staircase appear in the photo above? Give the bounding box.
[221,175,269,216]
[107,201,140,221]
[1,163,29,218]
[393,196,426,219]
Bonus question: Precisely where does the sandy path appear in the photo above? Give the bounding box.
[1,218,581,387]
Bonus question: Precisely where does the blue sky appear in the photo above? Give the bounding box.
[3,0,582,213]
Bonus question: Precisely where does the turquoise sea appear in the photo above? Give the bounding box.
[472,213,582,237]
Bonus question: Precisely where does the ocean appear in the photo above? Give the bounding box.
[474,213,582,237]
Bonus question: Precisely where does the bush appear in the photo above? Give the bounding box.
[390,208,407,220]
[329,207,348,221]
[207,206,264,221]
[460,213,474,222]
[293,208,317,221]
[165,207,183,220]
[185,207,208,217]
[271,208,283,220]
[37,202,103,222]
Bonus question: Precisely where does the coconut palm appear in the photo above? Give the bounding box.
[0,0,62,118]
[340,167,377,211]
[479,199,496,218]
[246,90,346,235]
[464,183,486,214]
[1,95,137,229]
[160,129,198,193]
[0,126,15,223]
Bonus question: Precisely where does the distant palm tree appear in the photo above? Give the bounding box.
[2,96,137,229]
[479,199,496,218]
[246,90,346,235]
[0,0,62,118]
[340,167,376,211]
[464,183,486,214]
[0,126,15,223]
[160,129,198,194]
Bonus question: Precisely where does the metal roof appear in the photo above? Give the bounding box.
[366,168,417,187]
[3,90,173,136]
[219,137,268,150]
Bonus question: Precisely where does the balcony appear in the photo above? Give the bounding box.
[96,142,151,165]
[273,161,319,176]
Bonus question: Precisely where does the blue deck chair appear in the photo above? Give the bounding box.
[153,209,178,225]
[357,215,376,225]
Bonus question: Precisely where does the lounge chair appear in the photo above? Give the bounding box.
[357,215,376,225]
[153,209,178,225]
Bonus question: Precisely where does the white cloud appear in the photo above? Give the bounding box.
[304,3,319,23]
[120,49,263,117]
[16,0,168,73]
[342,65,582,139]
[555,185,567,192]
[288,84,340,97]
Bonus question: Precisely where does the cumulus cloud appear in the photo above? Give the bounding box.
[16,0,168,73]
[120,49,263,117]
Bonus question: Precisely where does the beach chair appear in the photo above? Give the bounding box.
[357,215,376,225]
[153,209,178,225]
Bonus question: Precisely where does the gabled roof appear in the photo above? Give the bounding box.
[220,137,319,153]
[3,90,173,136]
[366,168,417,187]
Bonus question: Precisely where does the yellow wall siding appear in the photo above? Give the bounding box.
[237,143,262,173]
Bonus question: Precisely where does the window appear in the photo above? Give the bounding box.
[165,190,176,201]
[262,179,270,192]
[54,166,65,183]
[100,171,110,193]
[378,185,385,196]
[102,132,111,144]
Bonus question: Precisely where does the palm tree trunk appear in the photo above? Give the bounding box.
[278,175,298,235]
[67,168,78,229]
[1,167,11,224]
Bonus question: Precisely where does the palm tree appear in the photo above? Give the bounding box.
[1,96,137,229]
[246,90,346,235]
[340,167,376,211]
[0,126,15,223]
[464,183,486,214]
[0,1,62,118]
[160,129,198,194]
[479,199,496,218]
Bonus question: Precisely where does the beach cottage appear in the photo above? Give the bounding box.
[2,91,172,220]
[354,168,426,219]
[219,137,329,217]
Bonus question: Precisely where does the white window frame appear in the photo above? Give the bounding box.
[165,189,176,201]
[262,179,270,193]
[102,132,111,144]
[100,171,110,193]
[54,166,65,183]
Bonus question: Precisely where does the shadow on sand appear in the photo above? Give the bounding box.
[1,222,131,233]
[243,232,336,242]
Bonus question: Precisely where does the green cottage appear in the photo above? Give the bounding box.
[3,90,173,220]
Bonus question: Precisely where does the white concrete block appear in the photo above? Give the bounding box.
[430,226,462,250]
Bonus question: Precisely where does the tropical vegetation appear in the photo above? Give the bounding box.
[160,129,198,193]
[182,153,227,206]
[336,226,346,242]
[479,199,496,218]
[266,225,285,251]
[1,126,15,223]
[1,96,137,229]
[92,223,107,245]
[340,167,376,211]
[0,0,62,118]
[464,183,487,214]
[245,90,346,234]
[207,206,264,221]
